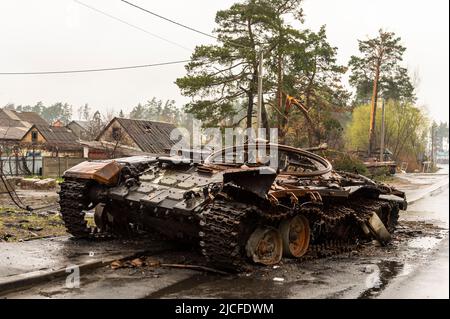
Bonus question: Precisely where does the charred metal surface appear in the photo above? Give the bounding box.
[59,144,407,270]
[223,167,277,198]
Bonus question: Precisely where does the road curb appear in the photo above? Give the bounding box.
[0,251,147,296]
[407,178,449,206]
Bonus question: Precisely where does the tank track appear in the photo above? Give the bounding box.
[60,179,399,270]
[334,198,400,231]
[198,200,256,271]
[59,179,92,238]
[300,241,358,261]
[198,196,399,270]
[59,179,136,239]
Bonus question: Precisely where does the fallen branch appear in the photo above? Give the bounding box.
[304,143,328,152]
[23,234,59,242]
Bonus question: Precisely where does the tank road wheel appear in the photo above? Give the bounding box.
[245,227,283,265]
[94,202,133,236]
[279,215,310,258]
[94,203,110,232]
[385,203,400,232]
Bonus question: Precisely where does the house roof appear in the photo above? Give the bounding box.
[80,140,149,157]
[16,112,48,126]
[68,120,90,130]
[0,126,30,141]
[0,109,49,141]
[0,109,26,127]
[22,125,82,150]
[99,117,179,154]
[0,110,27,140]
[0,109,48,126]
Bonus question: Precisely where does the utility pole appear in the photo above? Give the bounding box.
[431,123,436,166]
[379,98,385,162]
[256,50,264,138]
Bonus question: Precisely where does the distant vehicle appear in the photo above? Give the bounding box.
[352,149,397,175]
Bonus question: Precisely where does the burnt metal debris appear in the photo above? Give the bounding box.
[59,143,407,271]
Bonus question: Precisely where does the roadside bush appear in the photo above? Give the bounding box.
[369,167,392,181]
[321,150,368,176]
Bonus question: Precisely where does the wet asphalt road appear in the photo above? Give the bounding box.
[1,169,448,299]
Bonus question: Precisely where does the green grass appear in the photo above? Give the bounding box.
[0,209,67,242]
[372,174,395,183]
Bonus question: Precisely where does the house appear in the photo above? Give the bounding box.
[0,110,86,176]
[67,120,90,140]
[0,109,48,146]
[80,140,149,159]
[0,108,83,157]
[96,117,179,156]
[52,119,65,127]
[20,124,84,157]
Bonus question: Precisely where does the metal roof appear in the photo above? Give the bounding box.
[0,109,49,141]
[102,117,179,154]
[0,126,29,141]
[23,125,82,150]
[0,109,26,128]
[16,112,48,126]
[68,120,90,130]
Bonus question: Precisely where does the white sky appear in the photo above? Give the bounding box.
[0,0,448,122]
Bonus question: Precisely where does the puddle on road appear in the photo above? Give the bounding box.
[358,260,409,299]
[408,237,442,249]
[397,263,414,277]
[147,259,415,299]
[145,274,296,299]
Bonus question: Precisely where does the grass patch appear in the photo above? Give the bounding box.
[367,167,394,182]
[0,209,67,242]
[372,174,395,183]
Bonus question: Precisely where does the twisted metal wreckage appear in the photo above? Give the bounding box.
[58,143,407,271]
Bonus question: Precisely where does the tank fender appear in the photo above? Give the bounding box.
[63,160,121,186]
[346,185,381,198]
[223,166,277,198]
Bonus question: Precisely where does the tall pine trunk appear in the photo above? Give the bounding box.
[277,53,286,144]
[369,61,381,156]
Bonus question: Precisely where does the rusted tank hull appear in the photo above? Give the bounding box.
[60,144,406,270]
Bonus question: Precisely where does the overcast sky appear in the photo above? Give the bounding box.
[0,0,448,122]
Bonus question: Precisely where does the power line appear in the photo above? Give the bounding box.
[120,0,251,50]
[74,0,192,52]
[121,0,217,40]
[0,1,251,76]
[0,60,191,75]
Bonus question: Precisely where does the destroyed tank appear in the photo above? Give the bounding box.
[59,144,407,270]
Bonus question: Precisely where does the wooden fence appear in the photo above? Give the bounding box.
[41,157,86,177]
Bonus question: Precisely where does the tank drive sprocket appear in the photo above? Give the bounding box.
[59,179,92,238]
[198,200,262,271]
